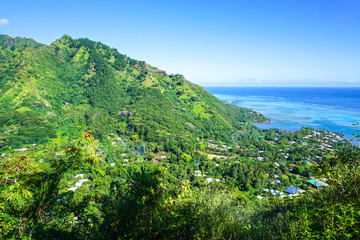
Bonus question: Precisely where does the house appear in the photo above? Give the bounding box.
[15,148,28,152]
[257,157,264,161]
[110,163,116,166]
[75,179,89,187]
[284,185,300,195]
[67,187,78,192]
[194,171,202,177]
[290,164,296,167]
[55,153,64,156]
[206,178,213,183]
[263,189,284,196]
[214,178,221,182]
[75,174,84,179]
[78,179,89,183]
[274,190,284,197]
[257,195,264,200]
[307,179,326,189]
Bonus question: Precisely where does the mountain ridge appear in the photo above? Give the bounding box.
[0,34,266,150]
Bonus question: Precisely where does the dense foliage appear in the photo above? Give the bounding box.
[0,35,359,239]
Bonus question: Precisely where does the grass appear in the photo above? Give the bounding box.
[192,102,213,119]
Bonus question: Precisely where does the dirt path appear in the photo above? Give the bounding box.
[196,150,230,160]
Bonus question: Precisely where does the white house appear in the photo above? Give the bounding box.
[15,148,28,152]
[74,174,84,179]
[78,179,89,183]
[257,196,264,200]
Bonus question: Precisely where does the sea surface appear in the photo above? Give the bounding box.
[206,87,360,144]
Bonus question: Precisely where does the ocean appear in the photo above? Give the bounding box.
[206,87,360,143]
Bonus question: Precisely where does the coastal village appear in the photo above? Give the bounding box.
[0,30,359,238]
[1,126,347,201]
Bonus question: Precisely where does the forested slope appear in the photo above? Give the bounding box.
[1,35,359,240]
[0,34,266,150]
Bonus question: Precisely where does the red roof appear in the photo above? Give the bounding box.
[290,164,296,167]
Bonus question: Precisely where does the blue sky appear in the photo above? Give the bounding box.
[1,0,360,87]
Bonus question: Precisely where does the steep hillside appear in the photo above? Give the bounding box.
[0,34,266,150]
[1,35,359,240]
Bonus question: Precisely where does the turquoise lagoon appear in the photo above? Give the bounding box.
[206,87,360,143]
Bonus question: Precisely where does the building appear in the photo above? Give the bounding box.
[307,180,326,189]
[284,185,300,195]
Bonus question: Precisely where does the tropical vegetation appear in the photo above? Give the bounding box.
[0,34,359,239]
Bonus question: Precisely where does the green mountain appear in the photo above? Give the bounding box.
[0,34,266,150]
[1,35,359,240]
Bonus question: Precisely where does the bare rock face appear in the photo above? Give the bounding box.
[118,111,134,116]
[149,70,166,75]
[7,38,14,46]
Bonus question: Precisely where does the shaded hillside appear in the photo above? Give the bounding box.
[0,34,266,150]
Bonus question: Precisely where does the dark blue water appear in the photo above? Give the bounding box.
[206,87,360,143]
